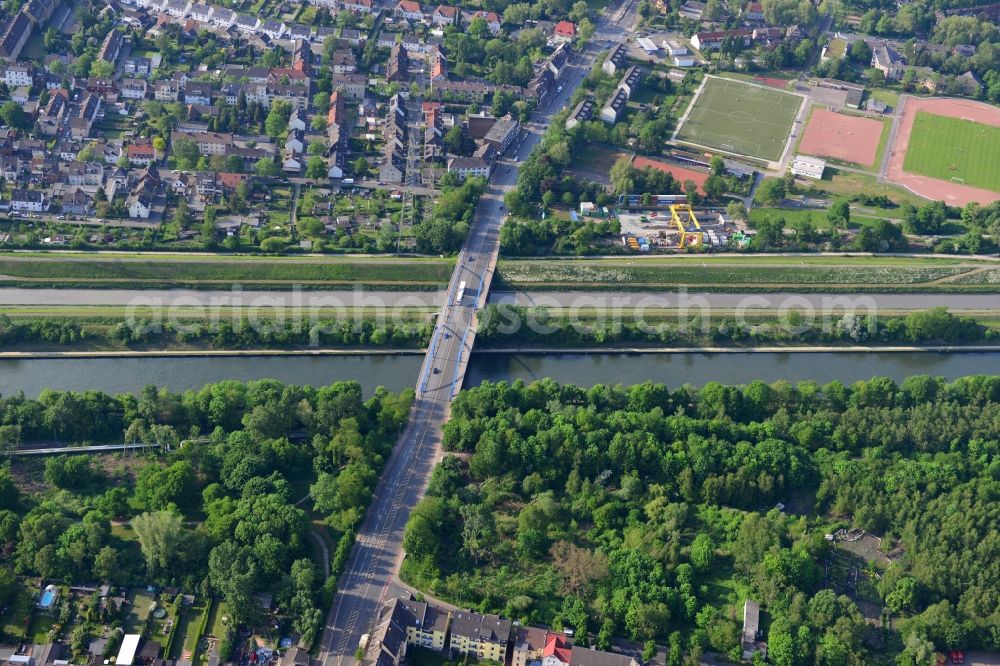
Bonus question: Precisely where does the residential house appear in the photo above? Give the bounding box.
[98,28,123,63]
[288,108,307,132]
[127,143,157,166]
[189,3,212,21]
[447,155,490,179]
[741,600,764,659]
[211,7,235,27]
[64,161,104,187]
[470,10,500,34]
[380,146,405,183]
[553,20,575,42]
[121,78,148,100]
[362,599,409,666]
[60,187,93,216]
[744,1,764,21]
[955,70,983,96]
[600,87,628,124]
[0,11,32,61]
[569,648,639,666]
[512,627,549,666]
[378,32,400,48]
[448,611,512,662]
[602,43,627,75]
[4,62,34,87]
[126,169,160,218]
[332,49,357,74]
[260,19,285,39]
[234,14,260,33]
[397,598,449,651]
[341,0,375,13]
[154,80,181,101]
[871,43,904,80]
[387,43,409,82]
[330,73,367,99]
[617,65,641,97]
[123,56,152,76]
[431,4,458,26]
[691,29,751,50]
[565,98,594,129]
[483,115,519,153]
[171,130,232,155]
[339,28,363,45]
[679,0,705,19]
[286,129,305,154]
[11,188,49,212]
[184,81,212,105]
[395,0,423,21]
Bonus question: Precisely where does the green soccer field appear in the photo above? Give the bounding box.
[902,111,1000,193]
[675,77,803,161]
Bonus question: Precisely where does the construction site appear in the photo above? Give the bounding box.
[606,198,752,251]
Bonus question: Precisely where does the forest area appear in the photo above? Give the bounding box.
[0,380,413,654]
[401,375,1000,665]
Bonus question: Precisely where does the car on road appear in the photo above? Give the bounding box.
[432,367,441,374]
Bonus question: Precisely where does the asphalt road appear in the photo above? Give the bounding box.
[2,288,999,312]
[315,9,633,666]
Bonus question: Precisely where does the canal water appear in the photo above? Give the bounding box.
[0,352,998,397]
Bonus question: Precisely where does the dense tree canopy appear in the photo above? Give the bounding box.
[403,376,1000,662]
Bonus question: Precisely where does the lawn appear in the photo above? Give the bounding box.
[206,598,230,639]
[902,112,1000,192]
[171,598,210,660]
[28,612,57,643]
[0,254,456,289]
[1,584,35,640]
[805,169,931,208]
[495,256,986,291]
[675,76,804,161]
[125,590,155,634]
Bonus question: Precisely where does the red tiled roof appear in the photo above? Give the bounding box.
[397,0,421,12]
[554,20,576,36]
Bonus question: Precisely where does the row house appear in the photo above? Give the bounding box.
[565,97,594,129]
[164,0,190,18]
[189,3,212,22]
[600,87,628,124]
[386,43,409,83]
[211,7,235,27]
[234,14,260,33]
[449,611,512,662]
[260,19,285,40]
[97,28,123,63]
[603,43,627,75]
[0,11,33,61]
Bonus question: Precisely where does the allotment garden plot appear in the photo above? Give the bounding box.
[674,76,804,162]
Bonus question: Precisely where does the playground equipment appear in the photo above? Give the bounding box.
[670,204,703,248]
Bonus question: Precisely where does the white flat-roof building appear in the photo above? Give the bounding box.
[790,155,825,179]
[117,635,142,666]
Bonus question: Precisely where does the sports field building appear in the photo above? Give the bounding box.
[790,155,826,179]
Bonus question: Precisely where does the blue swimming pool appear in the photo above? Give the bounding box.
[39,589,55,608]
